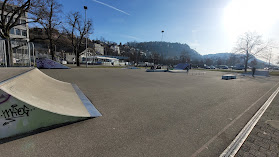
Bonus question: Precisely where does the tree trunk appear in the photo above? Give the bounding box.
[5,39,13,67]
[50,38,54,60]
[76,48,80,66]
[244,51,249,72]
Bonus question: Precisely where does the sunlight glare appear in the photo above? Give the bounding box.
[223,0,279,42]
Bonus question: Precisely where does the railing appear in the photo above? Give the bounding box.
[0,39,35,67]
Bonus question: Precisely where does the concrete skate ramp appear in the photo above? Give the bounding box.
[0,68,101,139]
[36,58,70,69]
[174,63,189,70]
[0,68,99,117]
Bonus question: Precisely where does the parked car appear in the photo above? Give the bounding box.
[218,65,229,69]
[204,66,211,69]
[210,65,216,69]
[233,64,245,70]
[264,67,270,70]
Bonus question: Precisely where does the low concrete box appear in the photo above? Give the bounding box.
[222,74,236,80]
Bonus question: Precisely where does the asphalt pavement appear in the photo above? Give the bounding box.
[0,68,278,157]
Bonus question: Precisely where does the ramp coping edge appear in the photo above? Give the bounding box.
[72,84,102,117]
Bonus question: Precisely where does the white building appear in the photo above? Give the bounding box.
[110,45,120,55]
[94,43,104,55]
[64,48,96,64]
[65,53,76,64]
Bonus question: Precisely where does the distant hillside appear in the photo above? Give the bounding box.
[203,53,232,60]
[203,53,268,67]
[126,41,269,67]
[127,41,202,60]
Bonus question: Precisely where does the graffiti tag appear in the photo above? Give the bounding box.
[1,104,35,126]
[0,93,11,105]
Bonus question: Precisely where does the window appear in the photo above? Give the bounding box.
[7,16,10,22]
[15,19,20,25]
[22,30,27,37]
[21,19,26,26]
[10,28,14,34]
[15,29,21,35]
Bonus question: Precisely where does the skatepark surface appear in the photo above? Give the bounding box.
[0,68,278,157]
[0,68,33,84]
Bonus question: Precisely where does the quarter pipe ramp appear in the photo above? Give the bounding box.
[0,68,101,140]
[36,58,70,69]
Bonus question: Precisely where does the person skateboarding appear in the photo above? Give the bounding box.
[252,67,256,77]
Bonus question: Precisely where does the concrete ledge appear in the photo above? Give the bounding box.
[222,74,236,80]
[168,70,187,73]
[146,69,168,72]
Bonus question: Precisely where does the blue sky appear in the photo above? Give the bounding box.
[58,0,279,58]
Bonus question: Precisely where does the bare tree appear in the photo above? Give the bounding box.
[31,0,62,60]
[234,32,270,72]
[180,49,190,63]
[0,0,33,66]
[64,11,93,66]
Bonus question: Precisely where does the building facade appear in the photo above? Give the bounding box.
[94,43,104,55]
[0,3,29,41]
[110,45,120,55]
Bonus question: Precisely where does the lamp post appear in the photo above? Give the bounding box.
[161,30,164,41]
[84,6,88,67]
[268,48,272,71]
[161,30,164,64]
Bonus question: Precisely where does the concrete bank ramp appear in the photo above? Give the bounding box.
[146,69,168,72]
[174,63,189,70]
[36,58,70,69]
[0,68,101,140]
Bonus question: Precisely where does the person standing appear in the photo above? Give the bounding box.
[252,67,256,77]
[186,66,189,73]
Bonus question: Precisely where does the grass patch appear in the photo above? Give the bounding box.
[270,71,279,76]
[194,68,245,73]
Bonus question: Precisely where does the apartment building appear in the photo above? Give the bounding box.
[110,44,120,55]
[0,2,29,41]
[94,43,104,55]
[0,2,31,65]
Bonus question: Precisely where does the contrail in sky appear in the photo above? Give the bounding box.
[92,0,130,16]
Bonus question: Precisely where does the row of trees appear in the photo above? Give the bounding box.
[0,0,93,66]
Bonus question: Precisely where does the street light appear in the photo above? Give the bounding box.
[161,30,164,41]
[161,30,164,64]
[84,6,88,67]
[268,48,272,71]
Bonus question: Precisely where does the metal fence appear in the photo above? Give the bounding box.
[0,39,35,67]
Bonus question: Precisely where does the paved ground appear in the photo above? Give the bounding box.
[236,93,279,157]
[0,67,32,83]
[0,68,279,157]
